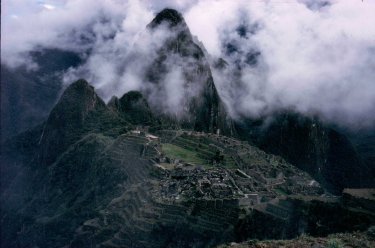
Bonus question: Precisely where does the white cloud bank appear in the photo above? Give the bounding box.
[2,0,375,128]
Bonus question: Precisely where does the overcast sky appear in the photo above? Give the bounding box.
[2,0,375,128]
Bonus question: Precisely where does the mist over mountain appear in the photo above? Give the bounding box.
[2,0,375,130]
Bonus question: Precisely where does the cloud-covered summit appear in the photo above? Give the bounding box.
[2,0,375,129]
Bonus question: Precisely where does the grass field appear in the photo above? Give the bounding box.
[162,142,238,169]
[162,143,208,166]
[275,188,288,195]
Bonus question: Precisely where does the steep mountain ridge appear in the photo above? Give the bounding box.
[38,79,129,165]
[144,8,234,135]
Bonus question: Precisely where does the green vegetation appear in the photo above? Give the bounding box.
[162,135,238,168]
[164,134,238,168]
[327,238,344,248]
[275,188,288,195]
[367,226,375,239]
[162,143,208,166]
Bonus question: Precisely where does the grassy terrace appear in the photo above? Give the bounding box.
[162,143,208,166]
[161,134,238,168]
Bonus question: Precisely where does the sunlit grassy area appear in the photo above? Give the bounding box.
[162,143,208,165]
[162,141,238,169]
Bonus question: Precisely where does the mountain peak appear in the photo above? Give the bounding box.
[59,78,94,101]
[118,91,154,125]
[39,79,107,165]
[149,8,185,29]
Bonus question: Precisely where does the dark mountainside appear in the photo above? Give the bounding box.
[108,91,155,125]
[1,8,374,248]
[344,128,375,174]
[38,79,129,166]
[234,113,374,194]
[1,79,132,247]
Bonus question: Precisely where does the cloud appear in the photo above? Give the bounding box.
[1,0,142,67]
[2,0,375,128]
[185,0,375,128]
